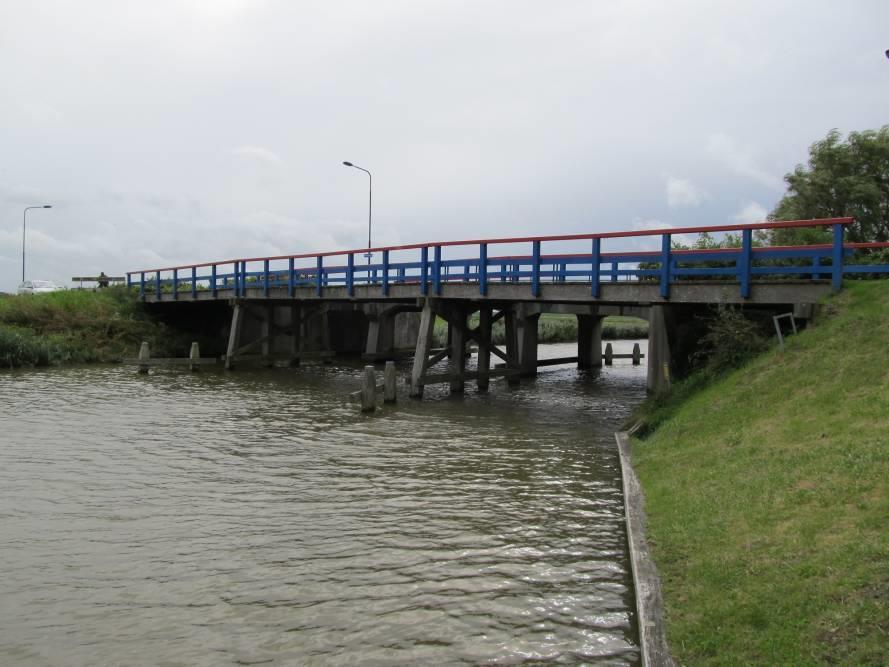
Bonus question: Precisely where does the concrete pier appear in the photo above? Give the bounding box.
[360,365,377,412]
[646,305,673,394]
[514,305,540,378]
[577,315,604,369]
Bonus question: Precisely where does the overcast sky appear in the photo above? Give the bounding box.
[2,0,888,290]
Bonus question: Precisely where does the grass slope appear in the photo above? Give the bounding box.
[0,288,176,367]
[631,281,888,665]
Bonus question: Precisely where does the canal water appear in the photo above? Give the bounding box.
[0,341,647,666]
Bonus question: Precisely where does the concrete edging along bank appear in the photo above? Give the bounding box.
[615,431,674,667]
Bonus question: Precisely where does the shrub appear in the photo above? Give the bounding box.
[692,306,771,374]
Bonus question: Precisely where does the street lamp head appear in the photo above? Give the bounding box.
[343,161,354,167]
[43,205,52,208]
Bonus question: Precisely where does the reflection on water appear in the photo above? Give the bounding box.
[0,342,646,665]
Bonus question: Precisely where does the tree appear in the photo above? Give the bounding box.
[770,126,889,244]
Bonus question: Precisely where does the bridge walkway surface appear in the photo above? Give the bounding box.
[128,217,889,394]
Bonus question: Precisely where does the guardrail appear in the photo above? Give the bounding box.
[127,218,889,301]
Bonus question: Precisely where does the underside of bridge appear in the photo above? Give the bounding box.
[147,281,825,395]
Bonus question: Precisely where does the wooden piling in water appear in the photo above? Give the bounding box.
[361,365,377,412]
[632,343,641,365]
[383,361,397,403]
[138,341,150,374]
[189,342,201,372]
[604,343,614,366]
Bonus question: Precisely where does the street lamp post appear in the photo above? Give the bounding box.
[22,205,52,283]
[343,161,372,266]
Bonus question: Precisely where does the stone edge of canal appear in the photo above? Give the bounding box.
[615,431,674,667]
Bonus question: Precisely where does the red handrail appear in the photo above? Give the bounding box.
[128,217,855,275]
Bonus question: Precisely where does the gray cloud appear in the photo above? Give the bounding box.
[2,0,888,290]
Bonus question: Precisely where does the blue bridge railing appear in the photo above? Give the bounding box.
[127,217,889,301]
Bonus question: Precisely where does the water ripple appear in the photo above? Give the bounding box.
[0,342,646,665]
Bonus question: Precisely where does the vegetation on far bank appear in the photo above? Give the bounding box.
[629,281,888,665]
[0,288,182,368]
[432,313,647,347]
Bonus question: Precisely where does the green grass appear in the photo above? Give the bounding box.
[630,281,889,665]
[0,288,178,367]
[432,314,647,346]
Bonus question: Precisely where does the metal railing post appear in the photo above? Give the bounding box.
[479,243,487,296]
[433,245,442,295]
[381,249,389,296]
[660,234,671,299]
[211,264,217,296]
[288,258,295,297]
[740,228,752,299]
[191,266,197,299]
[531,240,541,297]
[832,223,844,292]
[346,253,354,296]
[591,238,601,297]
[420,246,428,296]
[263,259,270,297]
[316,256,323,296]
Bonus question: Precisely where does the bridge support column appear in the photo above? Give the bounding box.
[514,304,540,378]
[410,303,437,398]
[503,308,521,387]
[288,304,302,365]
[647,305,674,394]
[260,304,274,367]
[362,306,420,361]
[577,314,604,369]
[476,307,493,392]
[446,306,469,393]
[365,310,395,361]
[224,304,244,370]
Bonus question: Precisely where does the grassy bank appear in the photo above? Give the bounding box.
[432,313,647,347]
[630,281,888,665]
[0,288,177,368]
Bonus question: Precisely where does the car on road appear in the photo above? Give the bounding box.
[17,280,65,295]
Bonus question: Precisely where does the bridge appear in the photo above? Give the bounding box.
[127,217,888,394]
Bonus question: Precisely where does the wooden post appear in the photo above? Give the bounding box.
[632,343,641,365]
[383,361,397,403]
[137,341,150,374]
[604,342,614,366]
[410,303,436,398]
[189,342,200,372]
[361,365,377,412]
[477,307,492,392]
[225,304,244,370]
